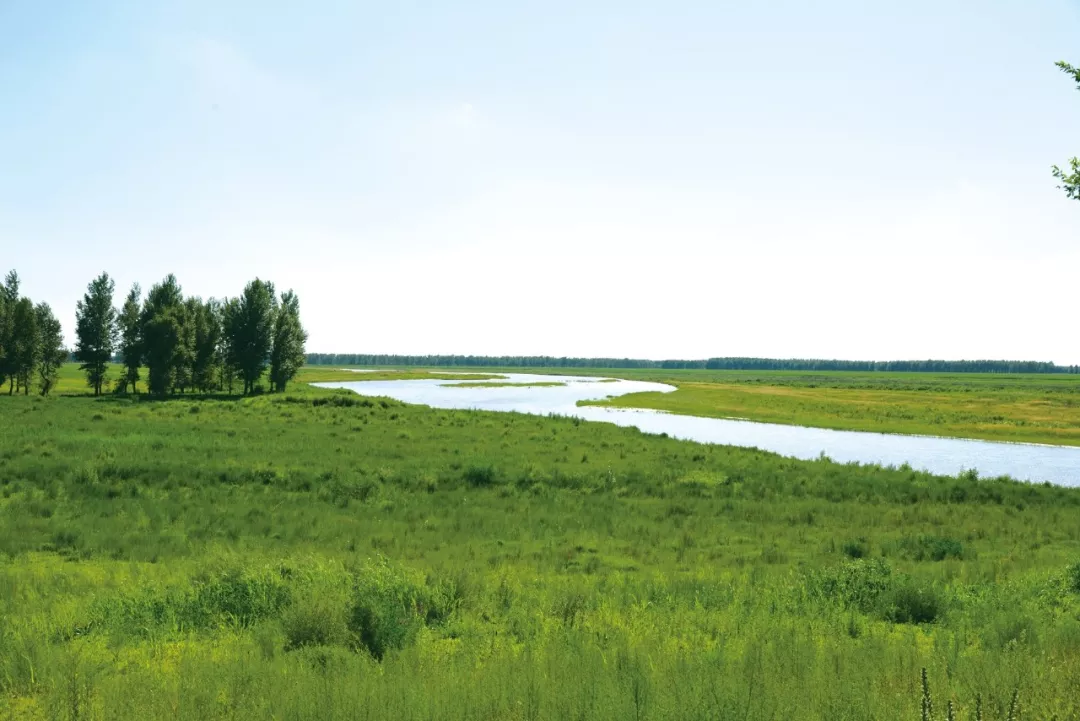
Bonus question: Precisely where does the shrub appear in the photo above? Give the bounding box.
[347,559,430,660]
[282,596,348,651]
[87,567,293,640]
[841,537,869,559]
[811,559,944,624]
[812,559,894,612]
[186,570,292,629]
[879,580,943,624]
[463,463,497,487]
[1068,561,1080,594]
[987,614,1039,649]
[311,395,374,408]
[889,534,966,562]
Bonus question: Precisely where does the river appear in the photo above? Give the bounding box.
[313,373,1080,487]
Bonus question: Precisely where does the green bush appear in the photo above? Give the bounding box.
[186,569,293,629]
[347,559,430,660]
[282,596,348,651]
[888,534,966,562]
[812,559,894,612]
[811,559,944,624]
[87,568,293,639]
[463,463,498,487]
[1068,561,1080,594]
[879,580,944,624]
[840,537,869,559]
[310,394,374,408]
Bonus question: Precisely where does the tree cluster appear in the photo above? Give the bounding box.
[2,270,307,398]
[0,271,68,395]
[1053,61,1080,201]
[96,272,307,397]
[305,354,1078,375]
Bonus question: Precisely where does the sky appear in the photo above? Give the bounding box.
[2,1,1079,363]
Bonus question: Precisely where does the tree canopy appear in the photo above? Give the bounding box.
[230,279,276,396]
[74,272,118,396]
[270,290,308,392]
[35,303,66,396]
[1052,61,1080,201]
[117,284,142,394]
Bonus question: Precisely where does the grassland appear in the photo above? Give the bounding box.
[2,364,1080,719]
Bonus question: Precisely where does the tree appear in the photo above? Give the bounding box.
[1053,61,1080,201]
[74,273,118,396]
[0,270,19,392]
[269,290,307,392]
[192,298,222,393]
[11,297,38,394]
[219,297,240,394]
[227,279,276,395]
[140,275,184,397]
[117,284,142,394]
[171,298,197,394]
[35,303,66,396]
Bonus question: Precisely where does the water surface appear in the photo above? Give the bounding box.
[314,373,1080,487]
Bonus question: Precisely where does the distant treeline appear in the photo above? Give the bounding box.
[306,354,1080,374]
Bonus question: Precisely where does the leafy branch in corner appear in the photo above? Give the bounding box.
[1052,61,1080,201]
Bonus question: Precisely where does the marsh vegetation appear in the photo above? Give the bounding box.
[1,368,1080,719]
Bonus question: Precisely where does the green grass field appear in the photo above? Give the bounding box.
[2,364,1080,719]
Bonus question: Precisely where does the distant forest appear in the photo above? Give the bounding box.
[305,355,1080,374]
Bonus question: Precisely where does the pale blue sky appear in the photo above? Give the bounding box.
[2,1,1079,361]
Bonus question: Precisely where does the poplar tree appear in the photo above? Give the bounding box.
[228,279,276,395]
[117,284,142,393]
[1053,61,1080,201]
[192,298,223,393]
[12,297,38,394]
[269,290,307,392]
[74,273,118,396]
[0,271,19,392]
[219,297,240,394]
[35,303,66,396]
[173,298,198,393]
[140,274,184,397]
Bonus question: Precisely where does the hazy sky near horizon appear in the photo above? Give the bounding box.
[2,1,1079,362]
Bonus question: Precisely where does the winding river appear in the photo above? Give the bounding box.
[314,373,1080,487]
